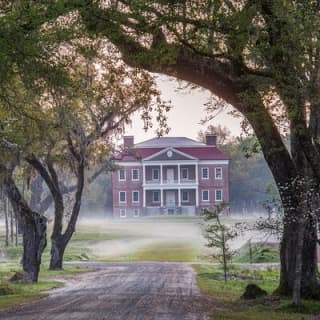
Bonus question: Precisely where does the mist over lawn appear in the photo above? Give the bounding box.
[58,214,280,263]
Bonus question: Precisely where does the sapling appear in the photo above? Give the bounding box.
[203,206,238,281]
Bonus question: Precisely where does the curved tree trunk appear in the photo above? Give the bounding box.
[0,165,47,282]
[48,159,85,270]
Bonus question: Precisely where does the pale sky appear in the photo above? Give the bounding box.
[124,75,243,144]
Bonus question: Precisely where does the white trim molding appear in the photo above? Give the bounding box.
[143,160,198,165]
[199,160,229,165]
[143,147,197,161]
[114,161,142,167]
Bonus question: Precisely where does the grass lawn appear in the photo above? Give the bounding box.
[106,241,199,262]
[0,265,91,309]
[194,264,320,320]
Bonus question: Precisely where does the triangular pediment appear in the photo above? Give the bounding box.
[143,147,197,161]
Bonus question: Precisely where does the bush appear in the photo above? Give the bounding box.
[241,283,268,300]
[0,282,16,296]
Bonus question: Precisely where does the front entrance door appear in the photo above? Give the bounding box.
[166,191,175,207]
[167,168,174,183]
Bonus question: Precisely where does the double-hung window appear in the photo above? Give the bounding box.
[120,209,126,218]
[132,191,139,203]
[152,168,160,181]
[132,169,139,181]
[181,168,188,180]
[153,191,160,202]
[215,190,223,201]
[119,191,126,203]
[119,169,125,181]
[201,168,209,179]
[182,191,189,202]
[215,168,222,180]
[202,190,209,201]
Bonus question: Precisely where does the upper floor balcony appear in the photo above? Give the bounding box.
[143,164,198,186]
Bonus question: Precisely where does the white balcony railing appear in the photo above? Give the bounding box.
[180,179,196,184]
[145,179,196,185]
[145,179,160,184]
[163,179,178,184]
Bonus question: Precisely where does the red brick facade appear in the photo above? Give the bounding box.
[112,136,229,218]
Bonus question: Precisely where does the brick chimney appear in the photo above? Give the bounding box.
[205,134,217,146]
[123,136,134,149]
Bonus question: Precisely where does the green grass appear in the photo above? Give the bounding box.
[234,242,280,263]
[0,263,92,310]
[113,241,198,262]
[194,264,320,320]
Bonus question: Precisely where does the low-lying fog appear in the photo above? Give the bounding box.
[0,212,279,262]
[75,216,207,259]
[73,213,279,260]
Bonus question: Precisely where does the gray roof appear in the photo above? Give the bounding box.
[134,137,206,148]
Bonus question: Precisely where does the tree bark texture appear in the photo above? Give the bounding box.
[30,174,44,213]
[0,165,47,282]
[278,215,318,298]
[49,237,66,270]
[21,212,47,282]
[4,195,9,247]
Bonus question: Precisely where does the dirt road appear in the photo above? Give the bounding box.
[0,262,216,320]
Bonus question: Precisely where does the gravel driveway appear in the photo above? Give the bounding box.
[0,262,216,320]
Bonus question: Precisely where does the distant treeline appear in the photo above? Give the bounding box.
[220,138,277,215]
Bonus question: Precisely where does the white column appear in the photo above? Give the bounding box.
[161,189,163,207]
[143,164,146,184]
[178,188,181,207]
[143,189,146,207]
[195,187,199,207]
[178,164,180,184]
[195,163,198,183]
[161,164,163,185]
